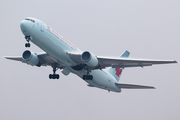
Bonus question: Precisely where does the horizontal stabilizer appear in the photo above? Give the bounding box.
[115,83,155,89]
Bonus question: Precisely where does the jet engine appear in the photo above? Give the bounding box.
[81,51,98,68]
[22,50,39,66]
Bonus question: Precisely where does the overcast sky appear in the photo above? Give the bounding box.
[0,0,180,120]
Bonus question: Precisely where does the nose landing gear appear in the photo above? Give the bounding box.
[25,36,31,48]
[25,43,30,47]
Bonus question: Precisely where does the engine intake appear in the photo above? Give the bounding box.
[22,50,39,66]
[81,51,98,68]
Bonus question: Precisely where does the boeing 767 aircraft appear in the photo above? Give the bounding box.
[5,17,177,92]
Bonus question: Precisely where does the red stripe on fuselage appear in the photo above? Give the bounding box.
[46,25,77,49]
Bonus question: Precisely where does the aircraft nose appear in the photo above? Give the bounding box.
[20,20,32,36]
[20,20,28,31]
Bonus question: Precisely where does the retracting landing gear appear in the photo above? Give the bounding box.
[25,36,31,48]
[49,65,60,79]
[83,68,93,80]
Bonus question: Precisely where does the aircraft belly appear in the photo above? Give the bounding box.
[71,68,121,92]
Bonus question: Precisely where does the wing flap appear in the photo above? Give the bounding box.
[115,83,155,89]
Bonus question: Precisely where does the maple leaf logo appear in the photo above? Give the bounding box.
[115,68,122,77]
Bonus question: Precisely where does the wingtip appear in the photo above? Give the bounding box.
[4,56,13,60]
[174,60,178,63]
[146,86,156,89]
[3,56,9,59]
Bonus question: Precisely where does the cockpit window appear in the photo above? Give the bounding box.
[25,18,35,23]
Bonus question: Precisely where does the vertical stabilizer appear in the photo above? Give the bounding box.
[107,50,130,82]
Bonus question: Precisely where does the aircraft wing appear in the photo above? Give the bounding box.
[96,57,177,69]
[68,52,177,69]
[115,83,155,89]
[5,52,60,67]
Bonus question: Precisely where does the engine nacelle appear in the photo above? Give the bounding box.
[22,50,39,66]
[81,51,98,68]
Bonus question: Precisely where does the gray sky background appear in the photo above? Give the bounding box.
[0,0,180,120]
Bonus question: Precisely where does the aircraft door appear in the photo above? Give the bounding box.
[40,22,44,32]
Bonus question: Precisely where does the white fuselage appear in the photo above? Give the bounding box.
[20,18,121,92]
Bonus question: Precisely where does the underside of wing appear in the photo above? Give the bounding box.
[97,56,177,69]
[36,53,60,66]
[115,83,155,89]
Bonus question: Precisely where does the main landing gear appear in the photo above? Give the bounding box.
[49,65,60,79]
[83,68,93,80]
[25,36,31,48]
[49,74,59,79]
[83,75,93,80]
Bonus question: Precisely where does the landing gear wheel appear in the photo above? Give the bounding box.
[90,75,93,80]
[25,43,30,48]
[55,74,59,79]
[49,74,59,79]
[83,75,93,80]
[49,74,52,79]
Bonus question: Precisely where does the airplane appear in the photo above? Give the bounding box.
[5,17,177,93]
